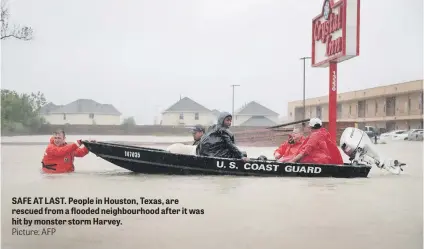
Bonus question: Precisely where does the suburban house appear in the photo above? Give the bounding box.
[234,101,280,126]
[40,99,122,125]
[211,109,220,122]
[161,97,214,126]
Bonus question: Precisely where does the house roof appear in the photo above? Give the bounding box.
[163,97,211,113]
[48,99,121,115]
[238,116,277,127]
[39,102,64,115]
[211,109,220,116]
[235,101,279,116]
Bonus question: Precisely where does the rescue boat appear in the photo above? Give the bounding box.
[81,140,368,177]
[81,128,405,178]
[81,127,406,178]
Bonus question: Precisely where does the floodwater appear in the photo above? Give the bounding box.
[1,135,423,249]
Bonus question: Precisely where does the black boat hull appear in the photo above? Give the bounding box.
[82,141,371,178]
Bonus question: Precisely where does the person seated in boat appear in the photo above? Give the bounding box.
[197,112,248,161]
[315,120,344,165]
[41,129,90,174]
[191,124,205,146]
[288,118,343,165]
[274,127,305,161]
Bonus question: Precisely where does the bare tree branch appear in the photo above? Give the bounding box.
[1,2,33,40]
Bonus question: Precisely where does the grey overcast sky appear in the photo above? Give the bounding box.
[1,0,423,124]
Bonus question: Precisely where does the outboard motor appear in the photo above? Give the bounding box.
[340,127,406,174]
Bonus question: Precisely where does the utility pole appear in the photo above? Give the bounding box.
[230,84,240,125]
[300,57,311,120]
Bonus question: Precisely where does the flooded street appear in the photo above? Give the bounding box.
[1,135,423,249]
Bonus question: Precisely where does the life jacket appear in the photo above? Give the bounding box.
[41,137,89,174]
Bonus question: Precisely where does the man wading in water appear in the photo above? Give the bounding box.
[41,129,91,173]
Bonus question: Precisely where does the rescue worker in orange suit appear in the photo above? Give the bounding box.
[317,121,344,165]
[41,129,90,174]
[274,128,305,162]
[289,118,343,165]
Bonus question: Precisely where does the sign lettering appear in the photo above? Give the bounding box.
[331,69,337,91]
[216,160,237,169]
[216,161,279,172]
[313,6,343,58]
[216,161,323,174]
[326,36,343,57]
[312,0,362,67]
[124,151,141,158]
[244,163,279,172]
[216,161,279,171]
[284,165,322,174]
[313,9,343,43]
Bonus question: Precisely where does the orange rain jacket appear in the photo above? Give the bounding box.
[295,130,331,164]
[292,127,344,165]
[274,136,305,160]
[316,127,344,165]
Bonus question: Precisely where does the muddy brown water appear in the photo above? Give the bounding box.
[1,135,423,249]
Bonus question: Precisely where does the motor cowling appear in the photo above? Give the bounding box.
[339,127,406,174]
[340,127,382,165]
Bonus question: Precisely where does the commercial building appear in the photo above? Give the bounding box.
[287,80,423,131]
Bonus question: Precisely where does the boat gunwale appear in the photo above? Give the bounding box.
[84,141,372,170]
[98,154,292,177]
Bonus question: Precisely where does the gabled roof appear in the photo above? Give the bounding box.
[40,102,63,115]
[49,99,121,115]
[235,101,279,116]
[239,116,277,126]
[211,109,220,117]
[163,97,211,113]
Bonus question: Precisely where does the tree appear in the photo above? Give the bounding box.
[122,117,136,126]
[1,2,33,40]
[121,117,136,133]
[1,89,47,133]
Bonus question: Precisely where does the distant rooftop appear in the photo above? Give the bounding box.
[239,116,277,127]
[41,99,121,115]
[163,97,211,113]
[235,101,279,116]
[211,109,220,116]
[40,102,63,115]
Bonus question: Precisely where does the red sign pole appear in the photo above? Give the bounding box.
[328,62,337,142]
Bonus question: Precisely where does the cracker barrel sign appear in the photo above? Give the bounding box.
[311,0,360,142]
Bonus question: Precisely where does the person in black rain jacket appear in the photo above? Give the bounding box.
[197,112,248,161]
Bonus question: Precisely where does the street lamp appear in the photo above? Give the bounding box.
[300,57,311,119]
[230,84,240,125]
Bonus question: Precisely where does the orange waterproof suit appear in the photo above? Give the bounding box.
[316,128,344,165]
[295,130,332,164]
[41,138,89,174]
[274,136,305,160]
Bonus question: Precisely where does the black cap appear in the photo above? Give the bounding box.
[191,124,205,133]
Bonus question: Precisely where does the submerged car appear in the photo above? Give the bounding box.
[407,129,423,141]
[379,130,408,141]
